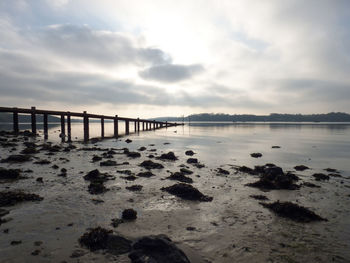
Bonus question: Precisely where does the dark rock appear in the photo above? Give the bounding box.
[194,163,205,168]
[36,177,43,183]
[92,155,102,162]
[79,227,112,251]
[302,182,321,188]
[51,165,59,169]
[100,160,117,166]
[237,166,256,175]
[21,147,38,154]
[136,171,155,178]
[250,153,262,158]
[324,168,338,173]
[328,173,342,178]
[70,249,86,258]
[111,218,124,228]
[158,152,178,161]
[217,168,229,175]
[1,154,31,163]
[140,160,164,170]
[186,227,196,231]
[148,154,155,158]
[31,249,41,256]
[312,173,330,181]
[122,209,137,220]
[167,172,193,184]
[260,201,327,222]
[88,181,108,195]
[163,142,171,145]
[186,158,198,164]
[125,139,132,143]
[61,168,67,174]
[11,240,22,245]
[107,150,117,155]
[246,170,299,190]
[84,169,101,181]
[0,168,21,180]
[138,147,147,151]
[126,185,143,192]
[294,165,310,171]
[120,175,137,181]
[117,170,133,176]
[272,146,281,148]
[34,159,51,165]
[129,235,190,263]
[105,234,132,255]
[161,183,213,202]
[0,191,43,207]
[180,168,193,175]
[41,144,61,152]
[185,150,195,156]
[128,152,141,158]
[250,195,269,200]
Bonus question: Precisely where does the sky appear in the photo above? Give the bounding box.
[0,0,349,118]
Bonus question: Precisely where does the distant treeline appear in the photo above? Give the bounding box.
[154,112,350,122]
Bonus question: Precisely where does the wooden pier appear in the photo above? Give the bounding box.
[0,107,179,142]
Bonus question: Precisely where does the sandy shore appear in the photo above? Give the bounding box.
[0,130,349,263]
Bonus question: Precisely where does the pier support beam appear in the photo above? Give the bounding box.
[13,108,19,134]
[125,120,129,135]
[114,115,118,138]
[137,118,140,132]
[83,111,89,142]
[134,121,137,133]
[31,106,36,134]
[67,112,71,142]
[142,121,145,131]
[60,114,65,142]
[43,113,48,139]
[101,118,104,138]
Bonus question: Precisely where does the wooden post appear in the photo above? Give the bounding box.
[134,121,137,132]
[31,106,36,134]
[60,114,65,142]
[101,117,105,138]
[142,121,145,131]
[43,113,48,139]
[83,111,89,142]
[125,120,129,135]
[13,108,19,134]
[114,115,118,138]
[67,112,71,142]
[137,118,140,132]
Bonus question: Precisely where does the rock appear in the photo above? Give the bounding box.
[186,158,198,164]
[167,172,193,184]
[117,170,133,175]
[92,155,102,162]
[216,168,229,175]
[139,160,164,170]
[194,163,205,168]
[136,171,155,178]
[70,249,86,258]
[185,150,195,156]
[260,201,327,222]
[302,182,321,188]
[36,177,43,183]
[1,154,31,163]
[84,169,103,181]
[51,165,59,169]
[126,185,143,192]
[0,168,21,180]
[0,191,43,207]
[100,160,117,166]
[272,146,281,148]
[237,166,256,175]
[129,235,190,263]
[31,249,41,256]
[324,168,338,173]
[312,173,330,181]
[180,168,193,175]
[120,175,137,181]
[34,159,51,165]
[250,195,269,200]
[158,152,178,161]
[88,181,108,195]
[125,139,132,143]
[107,150,117,155]
[11,240,22,245]
[122,209,137,220]
[127,152,141,158]
[250,153,262,158]
[111,218,124,228]
[138,147,147,151]
[21,147,38,154]
[328,173,342,178]
[163,142,171,145]
[161,183,213,202]
[294,165,309,171]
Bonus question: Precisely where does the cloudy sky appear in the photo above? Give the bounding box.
[0,0,349,118]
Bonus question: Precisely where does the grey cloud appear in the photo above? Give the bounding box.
[139,64,204,83]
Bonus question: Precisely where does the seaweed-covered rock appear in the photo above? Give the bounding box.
[0,168,21,180]
[120,175,137,181]
[250,153,262,158]
[167,172,193,184]
[21,147,38,154]
[312,173,330,181]
[1,155,31,163]
[138,147,147,151]
[84,169,114,182]
[260,201,327,222]
[302,182,321,188]
[122,209,137,220]
[34,159,51,165]
[294,165,309,171]
[236,165,256,175]
[127,152,141,158]
[92,155,102,162]
[216,168,229,175]
[88,181,108,195]
[185,150,195,156]
[246,169,299,190]
[0,191,43,207]
[117,170,133,175]
[186,158,198,164]
[158,152,178,161]
[125,139,132,143]
[324,168,338,173]
[139,160,164,170]
[136,171,155,178]
[126,185,143,192]
[180,168,193,175]
[100,160,117,166]
[161,183,213,202]
[129,235,190,263]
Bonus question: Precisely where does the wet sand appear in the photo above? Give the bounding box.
[0,128,349,263]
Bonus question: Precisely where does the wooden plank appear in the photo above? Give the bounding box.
[31,106,36,134]
[43,113,48,139]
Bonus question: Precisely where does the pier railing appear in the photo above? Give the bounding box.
[0,106,180,142]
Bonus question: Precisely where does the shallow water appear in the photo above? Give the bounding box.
[0,122,349,262]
